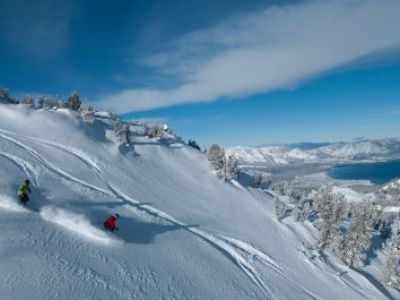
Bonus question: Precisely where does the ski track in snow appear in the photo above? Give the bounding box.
[223,236,320,300]
[297,238,388,299]
[0,151,39,185]
[0,129,318,298]
[0,130,113,196]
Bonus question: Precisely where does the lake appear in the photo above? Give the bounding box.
[328,159,400,184]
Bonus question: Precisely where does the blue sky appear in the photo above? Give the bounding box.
[0,0,399,146]
[129,64,400,146]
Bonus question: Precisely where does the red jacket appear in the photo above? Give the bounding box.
[104,215,117,230]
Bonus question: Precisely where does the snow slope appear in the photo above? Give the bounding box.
[0,105,396,299]
[331,186,375,203]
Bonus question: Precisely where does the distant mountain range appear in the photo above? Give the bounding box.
[227,138,400,166]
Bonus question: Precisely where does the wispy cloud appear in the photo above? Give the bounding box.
[98,0,400,113]
[0,0,74,60]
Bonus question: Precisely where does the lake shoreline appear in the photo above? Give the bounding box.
[328,159,400,185]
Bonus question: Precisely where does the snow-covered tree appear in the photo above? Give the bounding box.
[224,155,239,181]
[371,205,382,232]
[146,123,163,138]
[302,200,313,221]
[383,220,400,289]
[271,180,294,196]
[165,127,173,134]
[312,186,333,214]
[318,193,346,249]
[122,124,131,145]
[38,97,45,108]
[251,173,263,189]
[114,120,131,145]
[0,87,15,104]
[66,91,81,111]
[274,197,286,221]
[188,139,201,151]
[21,95,35,106]
[207,144,225,171]
[41,96,61,109]
[114,120,123,141]
[294,198,314,223]
[340,204,373,268]
[292,207,301,222]
[79,106,95,124]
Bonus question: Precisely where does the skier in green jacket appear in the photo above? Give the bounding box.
[17,179,31,205]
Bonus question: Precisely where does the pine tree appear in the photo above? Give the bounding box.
[383,220,400,289]
[21,95,35,106]
[42,96,61,109]
[114,120,123,143]
[188,139,201,151]
[38,97,45,108]
[66,91,81,111]
[301,200,313,222]
[318,194,346,249]
[294,199,313,223]
[207,144,225,171]
[79,106,95,124]
[292,207,301,222]
[313,186,333,214]
[274,197,286,221]
[114,120,132,146]
[224,155,239,181]
[146,123,163,138]
[0,87,14,104]
[252,173,263,188]
[122,124,131,145]
[340,204,373,268]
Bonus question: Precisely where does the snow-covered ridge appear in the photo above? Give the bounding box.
[227,145,317,165]
[382,178,400,192]
[228,138,400,165]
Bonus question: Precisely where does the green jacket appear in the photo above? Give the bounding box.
[17,182,30,196]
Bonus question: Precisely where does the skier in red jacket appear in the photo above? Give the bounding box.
[104,214,120,232]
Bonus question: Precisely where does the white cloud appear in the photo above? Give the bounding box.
[98,0,400,113]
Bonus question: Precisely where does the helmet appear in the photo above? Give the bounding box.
[25,179,30,185]
[114,213,120,219]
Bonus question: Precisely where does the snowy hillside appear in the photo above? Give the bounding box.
[382,178,400,193]
[228,139,400,165]
[227,146,317,165]
[0,105,396,299]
